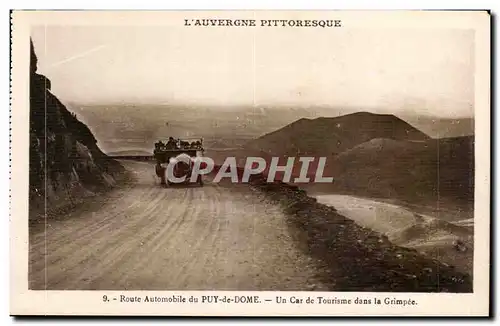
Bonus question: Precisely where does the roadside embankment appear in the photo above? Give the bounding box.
[215,165,473,292]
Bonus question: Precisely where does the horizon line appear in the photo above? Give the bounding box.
[65,101,474,119]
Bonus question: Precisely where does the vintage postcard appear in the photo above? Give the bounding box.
[10,10,490,316]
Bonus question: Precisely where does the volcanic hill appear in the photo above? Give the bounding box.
[243,112,474,209]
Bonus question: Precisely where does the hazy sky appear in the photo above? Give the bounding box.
[31,26,474,117]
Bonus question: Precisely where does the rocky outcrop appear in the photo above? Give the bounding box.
[29,40,125,220]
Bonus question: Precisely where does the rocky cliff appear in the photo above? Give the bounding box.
[29,40,125,220]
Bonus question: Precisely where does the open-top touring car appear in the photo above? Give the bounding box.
[153,137,205,186]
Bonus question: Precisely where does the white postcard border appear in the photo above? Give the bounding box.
[9,10,491,316]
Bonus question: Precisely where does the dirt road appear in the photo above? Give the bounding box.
[29,161,329,290]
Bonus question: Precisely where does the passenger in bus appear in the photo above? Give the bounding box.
[165,137,178,150]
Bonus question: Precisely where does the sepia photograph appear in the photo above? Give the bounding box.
[10,10,491,316]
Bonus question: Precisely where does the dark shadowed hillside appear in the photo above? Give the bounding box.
[245,112,430,157]
[329,136,474,210]
[29,40,125,220]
